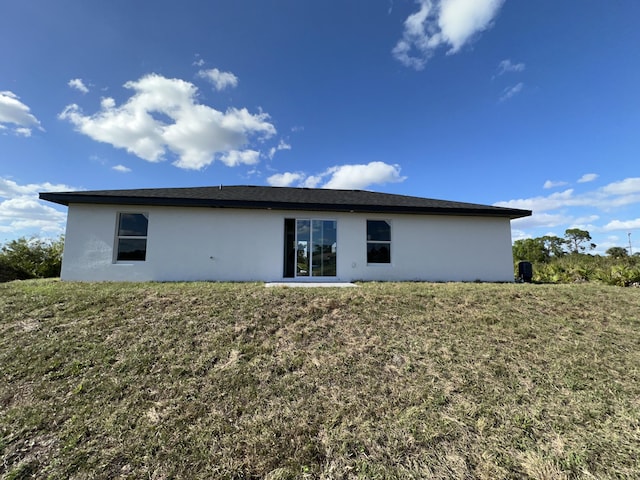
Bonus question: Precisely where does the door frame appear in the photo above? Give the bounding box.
[283,218,337,278]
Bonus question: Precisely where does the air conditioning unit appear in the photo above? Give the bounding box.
[518,261,533,283]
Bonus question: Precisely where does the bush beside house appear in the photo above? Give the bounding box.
[513,229,640,286]
[0,236,64,282]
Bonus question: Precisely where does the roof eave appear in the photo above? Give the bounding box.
[39,192,531,218]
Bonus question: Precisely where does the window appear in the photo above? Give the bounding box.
[116,213,148,261]
[367,220,391,264]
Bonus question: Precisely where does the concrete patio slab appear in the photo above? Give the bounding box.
[265,282,358,288]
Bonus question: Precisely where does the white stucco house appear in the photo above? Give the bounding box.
[39,185,530,283]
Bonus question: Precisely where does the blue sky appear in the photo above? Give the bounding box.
[1,0,639,254]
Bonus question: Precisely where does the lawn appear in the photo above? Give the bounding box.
[1,280,639,479]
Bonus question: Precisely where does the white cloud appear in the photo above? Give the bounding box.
[0,197,66,234]
[112,164,131,173]
[68,78,89,94]
[499,176,640,251]
[603,218,640,232]
[497,59,525,75]
[439,0,506,52]
[268,139,292,160]
[601,177,640,195]
[198,68,239,91]
[0,177,76,237]
[393,0,506,69]
[511,212,574,230]
[543,180,568,189]
[499,82,523,102]
[301,175,323,188]
[601,194,640,209]
[496,188,591,213]
[577,173,598,183]
[218,149,260,167]
[267,161,406,190]
[59,73,276,170]
[267,172,305,187]
[0,91,43,136]
[322,162,406,189]
[0,177,74,197]
[510,229,530,242]
[101,97,116,109]
[15,127,33,137]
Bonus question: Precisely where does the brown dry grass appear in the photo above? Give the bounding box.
[1,280,639,479]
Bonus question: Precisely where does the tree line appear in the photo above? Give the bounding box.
[0,236,64,282]
[513,228,640,286]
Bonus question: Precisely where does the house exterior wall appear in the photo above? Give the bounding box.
[61,204,515,282]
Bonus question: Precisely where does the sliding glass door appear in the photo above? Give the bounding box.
[284,219,336,278]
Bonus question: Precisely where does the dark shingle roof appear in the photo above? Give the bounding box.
[39,185,531,219]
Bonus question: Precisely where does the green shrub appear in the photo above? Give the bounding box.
[0,256,33,282]
[0,236,64,282]
[515,253,640,287]
[595,264,640,287]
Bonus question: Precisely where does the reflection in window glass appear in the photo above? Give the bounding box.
[117,239,147,261]
[367,220,390,241]
[119,213,148,236]
[367,243,391,263]
[296,219,336,277]
[296,220,310,276]
[116,213,148,261]
[367,220,391,264]
[312,220,337,277]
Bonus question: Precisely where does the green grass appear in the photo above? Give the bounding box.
[1,280,640,479]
